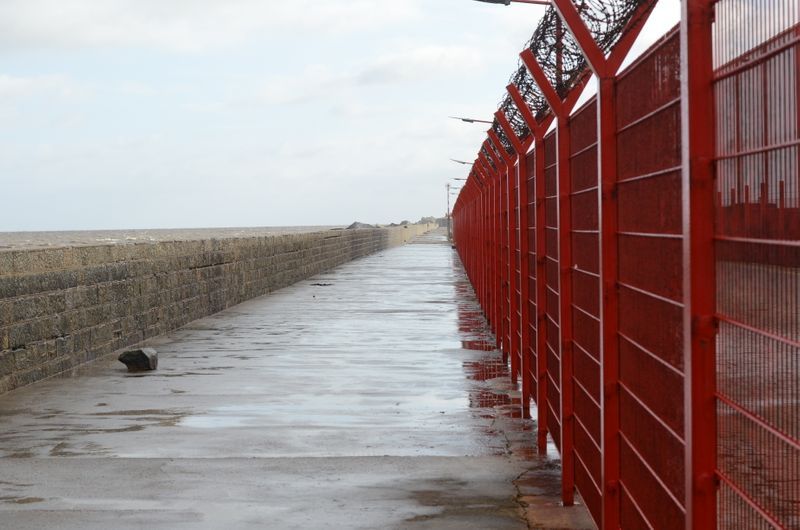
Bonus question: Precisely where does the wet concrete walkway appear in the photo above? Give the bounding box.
[0,229,593,529]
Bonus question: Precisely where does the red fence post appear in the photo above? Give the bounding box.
[509,154,520,383]
[597,75,622,528]
[681,1,718,528]
[533,130,549,453]
[556,113,576,507]
[502,152,511,362]
[492,159,502,350]
[482,163,496,336]
[485,177,490,307]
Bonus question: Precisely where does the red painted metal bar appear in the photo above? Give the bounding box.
[596,76,621,529]
[551,0,607,76]
[520,49,563,115]
[681,1,718,528]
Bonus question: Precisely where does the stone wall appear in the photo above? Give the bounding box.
[0,224,434,393]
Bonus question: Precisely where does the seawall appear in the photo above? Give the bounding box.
[0,224,435,393]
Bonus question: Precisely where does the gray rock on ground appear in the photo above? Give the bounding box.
[118,348,158,372]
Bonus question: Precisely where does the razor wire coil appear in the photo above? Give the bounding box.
[493,0,652,153]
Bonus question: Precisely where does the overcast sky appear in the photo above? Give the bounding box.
[0,0,679,231]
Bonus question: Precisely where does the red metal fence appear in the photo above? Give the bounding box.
[451,1,799,528]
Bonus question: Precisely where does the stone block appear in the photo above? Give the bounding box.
[0,350,16,377]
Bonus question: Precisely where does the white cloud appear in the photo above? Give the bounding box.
[356,45,486,85]
[0,0,422,52]
[118,81,158,97]
[0,74,85,99]
[257,45,487,105]
[258,65,344,106]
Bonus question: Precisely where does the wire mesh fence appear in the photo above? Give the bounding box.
[452,1,798,528]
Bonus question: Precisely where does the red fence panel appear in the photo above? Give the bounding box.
[615,29,686,528]
[511,155,522,384]
[502,163,512,360]
[568,99,603,522]
[543,132,563,452]
[525,150,540,424]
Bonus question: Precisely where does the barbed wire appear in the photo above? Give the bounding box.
[492,0,653,153]
[480,145,498,173]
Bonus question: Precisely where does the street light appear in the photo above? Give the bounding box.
[449,116,493,125]
[450,158,472,165]
[472,0,550,5]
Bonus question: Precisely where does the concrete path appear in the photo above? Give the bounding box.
[0,229,594,529]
